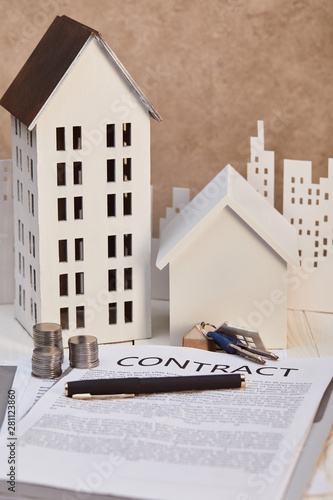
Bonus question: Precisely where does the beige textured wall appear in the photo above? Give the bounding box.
[1,0,333,235]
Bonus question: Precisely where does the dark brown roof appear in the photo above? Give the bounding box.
[0,15,161,127]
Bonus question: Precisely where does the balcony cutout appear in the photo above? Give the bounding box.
[75,272,84,295]
[75,238,84,261]
[76,306,85,328]
[74,196,83,219]
[106,124,115,147]
[73,162,82,184]
[58,198,67,221]
[56,127,65,150]
[57,163,66,186]
[124,268,132,290]
[123,158,131,181]
[107,159,115,182]
[108,235,116,258]
[108,269,117,291]
[124,234,132,256]
[73,126,82,150]
[59,274,68,296]
[107,194,116,217]
[60,308,69,330]
[109,302,117,324]
[123,123,131,146]
[124,301,133,323]
[123,193,132,215]
[58,240,68,262]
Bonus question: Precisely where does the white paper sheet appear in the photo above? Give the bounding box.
[0,344,332,500]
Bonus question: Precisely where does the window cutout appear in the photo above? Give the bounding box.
[264,179,267,186]
[57,163,66,186]
[75,272,84,295]
[109,302,117,324]
[75,238,84,261]
[123,193,132,215]
[124,301,133,323]
[30,265,32,286]
[32,235,35,257]
[31,299,33,320]
[108,269,117,291]
[31,194,35,216]
[299,198,303,204]
[325,193,329,200]
[291,177,295,183]
[31,159,34,181]
[107,194,116,217]
[264,168,268,174]
[291,198,295,204]
[29,232,31,253]
[299,218,303,224]
[299,229,302,235]
[108,235,116,258]
[58,240,67,262]
[308,199,312,205]
[124,234,132,256]
[314,262,318,268]
[34,303,37,323]
[107,159,115,182]
[59,274,68,296]
[123,158,132,181]
[56,127,65,150]
[124,268,132,290]
[324,215,328,222]
[290,218,294,224]
[74,196,83,219]
[308,188,312,195]
[255,167,259,174]
[76,306,85,328]
[73,162,82,184]
[323,238,328,245]
[60,308,69,330]
[264,191,268,197]
[73,126,82,150]
[324,249,328,257]
[123,123,131,146]
[317,189,320,196]
[58,198,67,221]
[106,124,115,147]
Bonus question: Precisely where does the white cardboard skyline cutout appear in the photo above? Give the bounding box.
[157,164,299,349]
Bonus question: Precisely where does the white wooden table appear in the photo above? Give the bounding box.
[0,302,332,499]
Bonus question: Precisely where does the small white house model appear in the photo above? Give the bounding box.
[157,165,299,349]
[0,15,161,343]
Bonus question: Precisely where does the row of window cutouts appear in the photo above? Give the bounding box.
[17,221,36,256]
[290,216,329,225]
[60,301,133,330]
[290,195,329,205]
[18,286,38,322]
[59,268,133,296]
[17,181,35,215]
[57,159,131,186]
[14,119,33,147]
[56,123,131,151]
[57,193,132,220]
[16,148,34,181]
[58,234,132,262]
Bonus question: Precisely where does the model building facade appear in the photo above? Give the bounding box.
[0,16,161,342]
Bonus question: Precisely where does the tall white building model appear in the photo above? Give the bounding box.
[0,15,161,342]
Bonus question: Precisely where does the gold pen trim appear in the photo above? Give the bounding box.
[71,393,135,400]
[240,374,246,389]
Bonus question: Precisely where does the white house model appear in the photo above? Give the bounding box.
[0,15,161,343]
[157,165,299,349]
[0,159,14,304]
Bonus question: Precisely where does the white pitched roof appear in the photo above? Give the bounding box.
[156,164,299,270]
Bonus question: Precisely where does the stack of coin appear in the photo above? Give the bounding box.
[68,335,99,368]
[31,346,63,379]
[33,323,64,362]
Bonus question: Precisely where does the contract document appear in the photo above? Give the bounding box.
[0,344,332,500]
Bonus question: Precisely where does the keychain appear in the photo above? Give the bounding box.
[199,322,279,365]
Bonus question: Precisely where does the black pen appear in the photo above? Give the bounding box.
[65,374,246,399]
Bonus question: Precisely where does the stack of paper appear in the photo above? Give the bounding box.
[0,345,332,500]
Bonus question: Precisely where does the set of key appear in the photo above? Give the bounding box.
[200,322,279,365]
